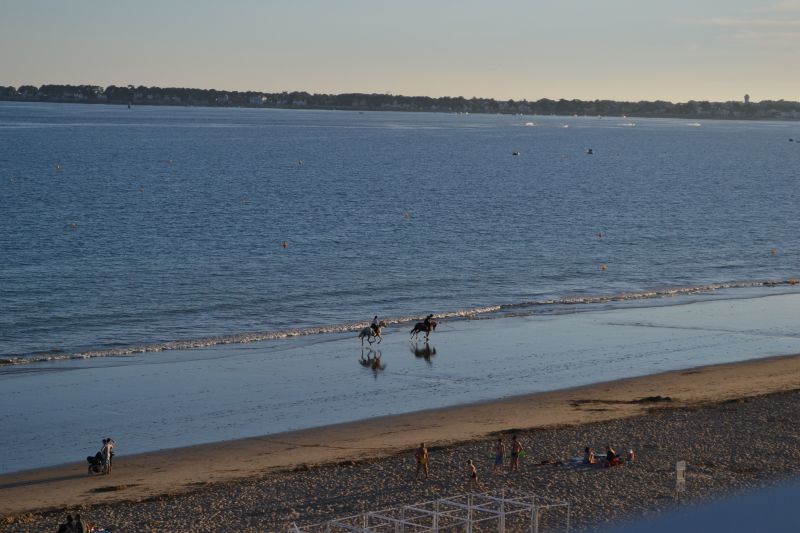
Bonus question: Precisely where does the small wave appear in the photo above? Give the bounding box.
[2,278,797,367]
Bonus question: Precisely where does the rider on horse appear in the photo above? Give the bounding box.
[423,314,434,330]
[371,315,380,335]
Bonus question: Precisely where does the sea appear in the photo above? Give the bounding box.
[2,102,800,472]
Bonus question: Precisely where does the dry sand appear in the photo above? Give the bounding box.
[2,354,799,532]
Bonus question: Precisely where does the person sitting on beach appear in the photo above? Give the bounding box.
[467,459,483,492]
[414,442,429,480]
[56,514,74,533]
[606,445,620,467]
[74,513,90,533]
[509,434,523,473]
[371,315,380,335]
[584,446,597,465]
[493,436,505,472]
[627,448,636,464]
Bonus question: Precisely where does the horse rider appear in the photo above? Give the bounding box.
[423,314,434,330]
[371,315,380,335]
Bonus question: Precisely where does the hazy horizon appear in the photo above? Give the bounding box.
[1,0,798,103]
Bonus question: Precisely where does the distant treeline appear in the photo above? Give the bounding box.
[2,84,799,120]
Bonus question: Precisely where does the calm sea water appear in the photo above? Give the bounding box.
[1,102,799,363]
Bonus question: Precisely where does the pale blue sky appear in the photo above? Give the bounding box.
[1,0,798,101]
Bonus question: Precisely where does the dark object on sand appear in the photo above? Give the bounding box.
[633,395,673,404]
[87,452,103,475]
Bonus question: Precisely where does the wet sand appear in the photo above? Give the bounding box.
[1,353,799,531]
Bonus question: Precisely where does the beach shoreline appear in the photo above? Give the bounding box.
[2,352,799,524]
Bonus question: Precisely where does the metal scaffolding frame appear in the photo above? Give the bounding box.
[288,489,570,533]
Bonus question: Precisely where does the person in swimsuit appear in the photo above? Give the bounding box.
[493,436,505,472]
[509,434,523,473]
[467,459,483,491]
[414,442,429,480]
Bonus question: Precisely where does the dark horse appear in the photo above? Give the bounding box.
[410,319,437,340]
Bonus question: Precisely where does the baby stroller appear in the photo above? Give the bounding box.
[87,452,104,475]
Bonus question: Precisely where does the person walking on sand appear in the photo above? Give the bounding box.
[509,434,523,473]
[467,459,483,491]
[493,436,506,472]
[414,442,429,480]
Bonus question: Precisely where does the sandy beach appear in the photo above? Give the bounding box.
[2,353,799,532]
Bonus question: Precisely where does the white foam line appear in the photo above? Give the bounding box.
[3,278,797,366]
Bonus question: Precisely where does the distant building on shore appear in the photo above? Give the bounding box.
[744,94,750,104]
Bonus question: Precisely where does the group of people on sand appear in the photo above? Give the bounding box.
[413,434,525,490]
[55,514,92,533]
[583,445,634,467]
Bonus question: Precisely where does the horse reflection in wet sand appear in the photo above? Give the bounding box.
[359,349,386,377]
[410,342,437,365]
[358,320,387,345]
[410,319,437,340]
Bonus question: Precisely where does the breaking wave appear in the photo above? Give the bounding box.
[2,278,797,367]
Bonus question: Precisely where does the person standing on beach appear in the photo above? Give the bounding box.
[467,459,483,491]
[414,442,429,480]
[493,436,505,472]
[101,438,114,475]
[509,435,523,473]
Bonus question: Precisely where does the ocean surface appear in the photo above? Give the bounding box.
[2,103,800,473]
[1,102,799,363]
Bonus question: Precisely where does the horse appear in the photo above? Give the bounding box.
[358,321,387,345]
[410,319,437,340]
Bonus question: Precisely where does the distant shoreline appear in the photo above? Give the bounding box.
[2,85,799,121]
[4,97,800,122]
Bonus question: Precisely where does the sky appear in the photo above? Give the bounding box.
[1,0,798,102]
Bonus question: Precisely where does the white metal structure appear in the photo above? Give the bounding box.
[675,460,687,497]
[288,489,570,533]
